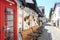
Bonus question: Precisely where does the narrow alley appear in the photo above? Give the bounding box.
[38,23,60,40]
[1,0,60,40]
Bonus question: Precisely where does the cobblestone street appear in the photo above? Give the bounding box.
[38,25,60,40]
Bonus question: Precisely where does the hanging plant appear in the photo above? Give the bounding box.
[28,22,30,26]
[24,18,26,21]
[27,16,30,19]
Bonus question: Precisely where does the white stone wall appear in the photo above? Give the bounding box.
[17,7,38,31]
[54,6,60,27]
[17,6,23,32]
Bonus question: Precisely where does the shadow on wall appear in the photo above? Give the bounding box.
[38,27,52,40]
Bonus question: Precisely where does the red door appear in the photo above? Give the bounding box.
[0,0,17,40]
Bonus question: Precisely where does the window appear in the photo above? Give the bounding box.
[8,33,14,39]
[7,27,13,32]
[7,15,13,20]
[7,21,13,26]
[4,7,14,40]
[6,8,14,14]
[5,8,14,26]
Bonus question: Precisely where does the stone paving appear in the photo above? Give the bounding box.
[38,25,60,40]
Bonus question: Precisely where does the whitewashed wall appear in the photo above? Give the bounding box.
[23,7,39,30]
[25,0,34,3]
[23,10,30,30]
[17,6,22,32]
[17,7,38,31]
[54,7,60,20]
[54,6,60,27]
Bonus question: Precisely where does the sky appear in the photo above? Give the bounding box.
[36,0,60,18]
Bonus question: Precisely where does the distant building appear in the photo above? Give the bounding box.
[38,6,45,17]
[54,2,60,28]
[38,6,46,26]
[49,8,55,23]
[49,8,53,21]
[51,2,60,27]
